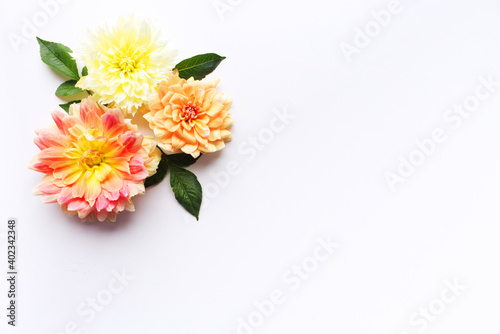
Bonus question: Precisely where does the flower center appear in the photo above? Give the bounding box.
[181,103,200,121]
[119,57,137,74]
[80,149,103,168]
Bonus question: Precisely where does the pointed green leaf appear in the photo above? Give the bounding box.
[55,80,84,97]
[82,66,88,76]
[145,151,169,188]
[37,37,79,80]
[59,100,81,113]
[168,163,202,220]
[165,153,201,167]
[175,53,226,80]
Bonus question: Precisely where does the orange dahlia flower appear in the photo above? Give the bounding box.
[144,71,233,157]
[28,98,161,222]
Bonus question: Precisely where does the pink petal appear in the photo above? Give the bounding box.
[120,131,143,153]
[38,147,67,162]
[34,128,68,150]
[102,109,125,136]
[129,155,148,181]
[79,99,103,129]
[52,110,77,135]
[33,175,61,195]
[67,199,89,211]
[96,195,110,211]
[40,194,58,203]
[57,187,73,205]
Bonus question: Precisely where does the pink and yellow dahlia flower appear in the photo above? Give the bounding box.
[144,71,233,158]
[29,98,161,222]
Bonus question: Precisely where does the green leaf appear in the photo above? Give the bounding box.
[59,100,81,113]
[175,53,226,80]
[168,163,202,220]
[55,80,84,97]
[82,66,88,76]
[37,37,79,80]
[165,153,201,167]
[145,151,169,188]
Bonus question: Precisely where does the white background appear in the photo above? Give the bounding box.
[1,0,500,333]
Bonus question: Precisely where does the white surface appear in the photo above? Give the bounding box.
[1,0,500,333]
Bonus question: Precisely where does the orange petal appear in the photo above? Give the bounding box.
[101,170,124,193]
[84,173,102,202]
[72,174,86,198]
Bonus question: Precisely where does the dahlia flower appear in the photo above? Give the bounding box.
[28,98,161,222]
[75,15,177,115]
[144,71,233,157]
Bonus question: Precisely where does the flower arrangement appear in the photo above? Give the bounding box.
[29,16,232,222]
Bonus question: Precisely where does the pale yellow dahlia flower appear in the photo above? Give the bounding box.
[144,71,233,158]
[28,98,161,222]
[75,16,177,115]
